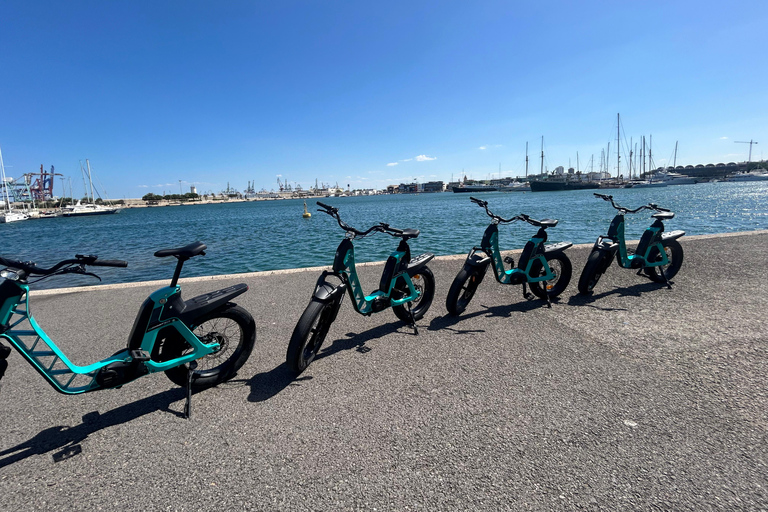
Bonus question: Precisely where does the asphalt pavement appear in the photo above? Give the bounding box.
[0,231,766,511]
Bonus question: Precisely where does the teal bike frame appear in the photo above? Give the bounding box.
[0,242,248,398]
[0,282,219,395]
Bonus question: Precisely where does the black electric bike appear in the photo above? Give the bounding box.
[286,202,435,375]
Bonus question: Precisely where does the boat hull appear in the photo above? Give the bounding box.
[529,180,600,192]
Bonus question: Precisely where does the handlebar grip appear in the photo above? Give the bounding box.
[89,259,128,268]
[316,201,332,210]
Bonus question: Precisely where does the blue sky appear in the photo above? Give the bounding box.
[1,1,766,198]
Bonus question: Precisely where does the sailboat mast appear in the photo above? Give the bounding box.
[0,146,9,212]
[86,159,95,204]
[525,141,529,179]
[616,113,621,180]
[673,141,678,168]
[540,136,544,175]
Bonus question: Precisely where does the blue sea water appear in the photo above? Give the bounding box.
[1,181,767,289]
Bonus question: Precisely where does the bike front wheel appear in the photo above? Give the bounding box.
[578,249,611,295]
[161,304,257,390]
[644,239,684,283]
[529,252,572,299]
[286,299,337,375]
[392,266,435,322]
[445,265,485,316]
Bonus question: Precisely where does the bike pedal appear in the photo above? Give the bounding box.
[130,349,151,361]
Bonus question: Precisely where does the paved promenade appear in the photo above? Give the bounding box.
[1,232,766,511]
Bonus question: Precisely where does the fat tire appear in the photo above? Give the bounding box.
[529,252,572,299]
[393,266,435,322]
[286,300,336,376]
[445,266,484,316]
[578,250,610,295]
[161,304,256,390]
[644,239,684,283]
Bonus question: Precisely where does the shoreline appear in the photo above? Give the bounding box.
[33,229,768,296]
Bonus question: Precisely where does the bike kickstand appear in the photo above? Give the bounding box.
[184,360,198,419]
[407,303,419,335]
[522,282,534,301]
[662,271,672,289]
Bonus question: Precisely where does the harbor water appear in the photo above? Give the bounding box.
[1,181,767,289]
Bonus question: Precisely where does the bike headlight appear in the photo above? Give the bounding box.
[0,269,20,281]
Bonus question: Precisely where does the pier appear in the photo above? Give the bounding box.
[1,232,766,510]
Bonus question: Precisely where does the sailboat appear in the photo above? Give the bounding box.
[61,159,120,217]
[0,146,29,223]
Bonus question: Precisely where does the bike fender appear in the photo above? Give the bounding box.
[593,236,618,251]
[406,253,435,276]
[544,241,573,253]
[464,249,491,268]
[312,274,347,303]
[662,230,685,241]
[178,283,249,324]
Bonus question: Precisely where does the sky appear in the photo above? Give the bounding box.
[1,1,767,198]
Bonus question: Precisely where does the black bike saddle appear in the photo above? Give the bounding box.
[401,228,420,240]
[652,212,675,220]
[154,241,207,259]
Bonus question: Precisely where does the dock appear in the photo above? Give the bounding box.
[1,231,766,510]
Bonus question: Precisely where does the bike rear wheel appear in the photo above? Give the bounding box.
[644,239,684,283]
[578,249,611,295]
[160,304,256,390]
[445,265,484,316]
[529,252,572,299]
[392,266,435,322]
[286,299,336,375]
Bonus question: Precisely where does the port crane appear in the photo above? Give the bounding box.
[734,140,759,163]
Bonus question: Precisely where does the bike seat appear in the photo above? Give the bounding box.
[401,228,420,240]
[652,212,675,220]
[154,241,207,259]
[535,218,558,228]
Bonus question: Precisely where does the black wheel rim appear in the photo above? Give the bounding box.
[192,317,242,376]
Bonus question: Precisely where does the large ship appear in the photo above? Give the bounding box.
[452,184,498,193]
[529,172,600,192]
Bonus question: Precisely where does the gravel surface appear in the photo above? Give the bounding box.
[1,232,766,511]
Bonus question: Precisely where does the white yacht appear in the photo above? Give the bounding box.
[1,146,29,223]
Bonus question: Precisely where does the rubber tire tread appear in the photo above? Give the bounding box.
[445,266,483,316]
[392,266,435,322]
[163,304,256,391]
[529,252,572,299]
[644,239,684,283]
[578,250,610,295]
[286,300,335,376]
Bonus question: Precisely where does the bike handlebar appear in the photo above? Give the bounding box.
[316,202,413,238]
[593,193,671,214]
[470,197,549,227]
[0,254,128,276]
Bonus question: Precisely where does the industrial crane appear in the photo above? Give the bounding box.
[734,140,759,163]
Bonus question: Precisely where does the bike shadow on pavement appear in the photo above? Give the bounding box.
[427,296,559,333]
[245,321,408,401]
[566,280,672,308]
[0,387,187,469]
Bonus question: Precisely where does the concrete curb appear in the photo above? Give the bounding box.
[32,229,768,296]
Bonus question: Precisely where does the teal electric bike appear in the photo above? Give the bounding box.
[577,193,685,294]
[445,197,573,315]
[286,202,435,375]
[0,242,256,418]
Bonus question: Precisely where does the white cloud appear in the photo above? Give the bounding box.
[387,162,398,166]
[138,185,149,188]
[415,155,436,161]
[479,146,487,150]
[720,137,729,140]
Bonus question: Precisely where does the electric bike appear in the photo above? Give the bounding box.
[286,202,435,375]
[445,197,573,315]
[577,193,685,295]
[0,241,256,418]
